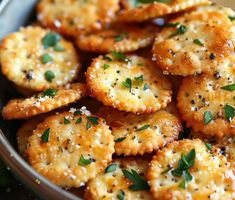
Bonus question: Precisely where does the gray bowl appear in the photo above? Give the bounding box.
[0,1,81,199]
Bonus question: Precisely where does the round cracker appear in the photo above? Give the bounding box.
[177,62,235,137]
[17,114,49,158]
[76,23,159,53]
[152,4,235,76]
[85,157,153,200]
[86,54,172,113]
[147,139,235,200]
[37,0,120,36]
[118,0,209,22]
[2,83,88,120]
[0,26,80,91]
[26,111,114,188]
[97,106,182,156]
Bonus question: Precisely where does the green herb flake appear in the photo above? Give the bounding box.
[193,39,204,47]
[178,128,190,140]
[41,128,50,142]
[105,163,117,173]
[161,167,172,174]
[115,137,126,143]
[42,32,61,49]
[115,35,124,42]
[86,122,92,130]
[76,117,82,124]
[122,169,150,191]
[170,25,187,37]
[42,88,57,97]
[87,116,99,125]
[179,180,186,189]
[103,55,112,62]
[44,70,55,82]
[136,124,150,131]
[224,104,235,122]
[122,78,132,92]
[135,75,144,83]
[228,15,235,21]
[74,110,82,116]
[53,44,65,51]
[117,190,125,200]
[41,53,53,64]
[103,63,110,70]
[161,22,180,27]
[221,84,235,91]
[64,117,71,124]
[205,142,212,151]
[204,111,213,125]
[171,149,196,189]
[111,51,131,63]
[78,155,92,166]
[143,83,150,91]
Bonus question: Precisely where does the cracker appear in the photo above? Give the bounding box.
[76,23,159,53]
[177,62,235,137]
[118,0,209,22]
[152,4,235,75]
[2,83,88,120]
[97,106,182,156]
[37,0,120,36]
[26,111,114,188]
[86,54,172,113]
[0,26,80,91]
[17,114,49,158]
[147,139,235,200]
[85,157,153,200]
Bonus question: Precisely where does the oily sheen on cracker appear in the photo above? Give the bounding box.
[26,111,114,188]
[37,0,120,36]
[0,26,80,91]
[152,4,235,75]
[86,54,172,113]
[2,83,88,120]
[147,139,235,200]
[97,106,182,156]
[85,157,153,200]
[76,23,159,53]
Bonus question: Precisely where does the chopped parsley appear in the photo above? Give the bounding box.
[161,167,172,174]
[122,78,132,92]
[169,25,187,37]
[42,32,61,49]
[103,63,110,70]
[161,22,180,27]
[111,51,131,63]
[115,137,126,143]
[204,111,213,125]
[178,127,190,140]
[135,75,144,83]
[136,124,150,131]
[171,149,196,189]
[228,15,235,21]
[105,163,117,173]
[41,128,50,142]
[86,122,92,130]
[74,110,82,116]
[76,117,82,124]
[122,169,150,190]
[53,44,64,51]
[44,70,55,82]
[41,53,53,64]
[143,83,150,90]
[42,88,57,97]
[87,116,99,125]
[117,190,125,200]
[78,155,92,166]
[205,142,212,151]
[63,117,71,124]
[224,104,235,122]
[193,39,204,47]
[115,35,124,42]
[221,84,235,91]
[103,55,112,61]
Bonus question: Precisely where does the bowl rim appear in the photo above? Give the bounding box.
[0,129,81,200]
